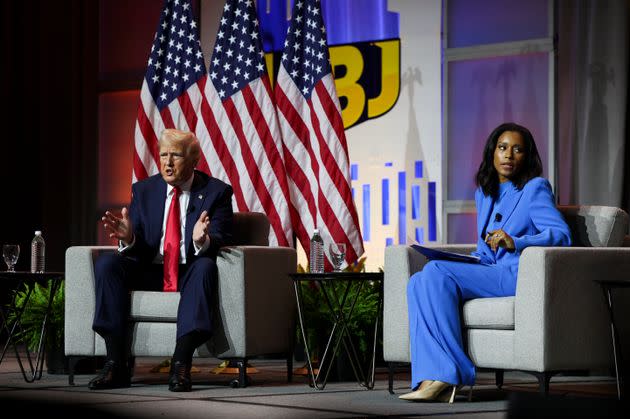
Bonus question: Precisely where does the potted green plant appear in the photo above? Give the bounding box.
[7,280,66,373]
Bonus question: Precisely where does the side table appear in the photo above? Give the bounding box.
[290,271,383,390]
[0,271,64,382]
[594,278,630,400]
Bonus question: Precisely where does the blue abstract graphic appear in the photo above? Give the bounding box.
[382,179,390,225]
[257,0,399,52]
[363,184,371,241]
[354,160,437,246]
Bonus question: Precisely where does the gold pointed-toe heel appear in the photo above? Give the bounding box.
[398,380,434,400]
[423,380,451,401]
[398,390,420,400]
[437,384,459,403]
[400,380,451,402]
[436,384,472,403]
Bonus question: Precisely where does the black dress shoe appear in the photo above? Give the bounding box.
[88,359,131,390]
[168,361,192,392]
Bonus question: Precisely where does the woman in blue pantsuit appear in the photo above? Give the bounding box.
[399,123,572,403]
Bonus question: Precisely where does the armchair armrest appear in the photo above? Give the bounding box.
[383,244,476,363]
[514,246,630,371]
[203,245,297,358]
[64,246,117,356]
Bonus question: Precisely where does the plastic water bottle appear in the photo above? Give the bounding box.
[31,230,46,273]
[309,228,324,273]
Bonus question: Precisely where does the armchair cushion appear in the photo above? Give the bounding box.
[130,291,178,321]
[462,297,514,330]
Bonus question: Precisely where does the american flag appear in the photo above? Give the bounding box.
[274,0,364,266]
[134,0,293,247]
[133,0,210,182]
[195,0,294,247]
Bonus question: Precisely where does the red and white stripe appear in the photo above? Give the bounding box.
[275,68,364,266]
[195,74,294,247]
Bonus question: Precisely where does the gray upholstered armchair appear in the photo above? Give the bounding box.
[65,212,297,388]
[383,205,630,395]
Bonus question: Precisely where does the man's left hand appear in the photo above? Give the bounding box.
[193,210,210,248]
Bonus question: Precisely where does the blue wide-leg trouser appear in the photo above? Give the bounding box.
[406,260,516,389]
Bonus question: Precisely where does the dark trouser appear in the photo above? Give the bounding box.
[92,252,217,342]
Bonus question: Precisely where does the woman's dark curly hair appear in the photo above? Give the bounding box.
[475,122,542,197]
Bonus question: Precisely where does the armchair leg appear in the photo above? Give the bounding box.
[238,358,247,387]
[286,353,293,383]
[388,362,395,394]
[226,358,253,388]
[525,371,554,396]
[67,356,79,385]
[535,371,554,396]
[128,356,136,379]
[67,355,100,385]
[495,370,504,389]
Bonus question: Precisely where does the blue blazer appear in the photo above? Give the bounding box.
[472,177,572,273]
[126,170,233,263]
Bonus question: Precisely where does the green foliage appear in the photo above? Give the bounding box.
[7,280,64,352]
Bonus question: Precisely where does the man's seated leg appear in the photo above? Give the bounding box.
[168,330,208,392]
[89,252,136,390]
[88,334,131,390]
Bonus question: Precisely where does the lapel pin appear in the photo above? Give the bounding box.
[198,194,203,200]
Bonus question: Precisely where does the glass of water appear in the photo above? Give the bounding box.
[329,242,346,272]
[3,244,20,272]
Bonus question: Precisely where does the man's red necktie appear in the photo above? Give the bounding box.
[163,186,181,292]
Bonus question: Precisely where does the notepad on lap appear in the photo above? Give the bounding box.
[411,244,480,264]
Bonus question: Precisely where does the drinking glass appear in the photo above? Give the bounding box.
[3,244,20,272]
[329,242,346,272]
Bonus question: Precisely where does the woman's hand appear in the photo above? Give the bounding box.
[484,229,515,252]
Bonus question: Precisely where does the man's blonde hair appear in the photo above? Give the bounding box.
[159,129,201,164]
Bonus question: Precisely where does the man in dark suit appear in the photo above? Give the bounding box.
[88,129,233,392]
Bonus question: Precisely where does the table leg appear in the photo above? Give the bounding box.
[0,278,61,382]
[364,279,383,390]
[601,286,623,400]
[293,280,323,389]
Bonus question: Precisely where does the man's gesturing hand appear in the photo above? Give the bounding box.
[193,210,210,247]
[102,207,133,244]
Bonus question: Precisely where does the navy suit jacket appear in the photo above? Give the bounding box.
[125,170,233,264]
[472,177,572,274]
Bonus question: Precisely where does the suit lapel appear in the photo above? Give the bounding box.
[150,177,168,247]
[185,172,209,253]
[495,183,524,230]
[478,193,494,240]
